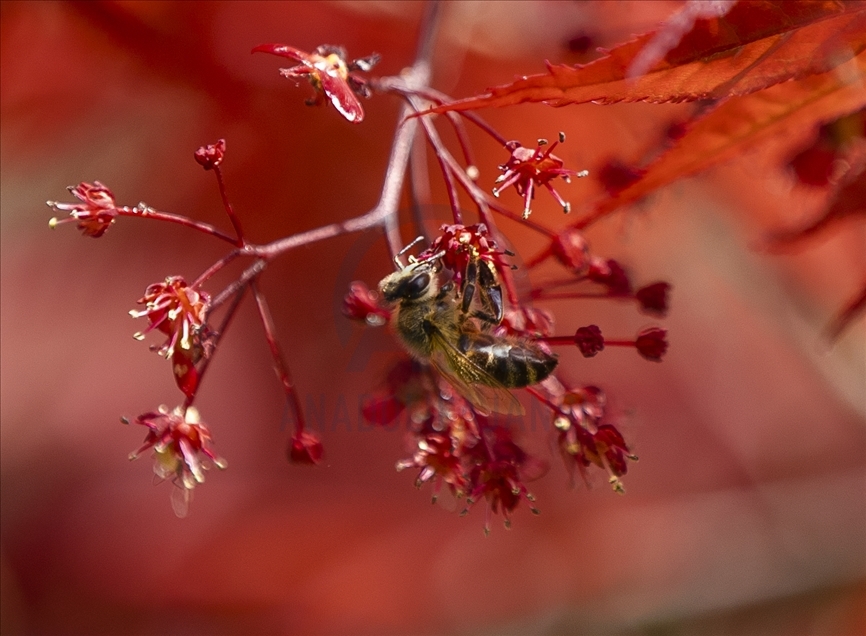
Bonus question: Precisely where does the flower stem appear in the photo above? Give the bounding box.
[251,279,306,432]
[213,166,246,246]
[120,206,237,244]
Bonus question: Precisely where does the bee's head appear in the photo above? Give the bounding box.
[378,259,439,304]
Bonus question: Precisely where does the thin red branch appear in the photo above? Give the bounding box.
[119,205,237,243]
[251,279,306,432]
[213,166,246,246]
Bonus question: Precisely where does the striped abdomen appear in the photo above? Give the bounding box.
[459,333,557,388]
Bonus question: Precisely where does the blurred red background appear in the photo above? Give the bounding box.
[1,2,864,634]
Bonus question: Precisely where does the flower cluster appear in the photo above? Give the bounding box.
[130,276,213,398]
[47,181,121,238]
[126,405,226,517]
[365,361,544,533]
[418,222,519,326]
[493,133,588,218]
[45,33,673,529]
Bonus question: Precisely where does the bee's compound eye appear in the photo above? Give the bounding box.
[400,271,431,301]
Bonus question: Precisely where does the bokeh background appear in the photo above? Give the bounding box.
[1,2,864,634]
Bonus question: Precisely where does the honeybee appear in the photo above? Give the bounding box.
[378,246,557,416]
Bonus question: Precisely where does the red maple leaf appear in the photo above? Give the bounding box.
[419,0,866,113]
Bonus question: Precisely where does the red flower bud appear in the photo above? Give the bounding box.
[635,327,668,361]
[574,325,604,357]
[194,139,226,170]
[635,282,670,317]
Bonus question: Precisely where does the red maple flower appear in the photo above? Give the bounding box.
[464,426,544,532]
[130,277,213,396]
[587,257,632,295]
[252,43,379,123]
[127,405,226,517]
[47,181,120,238]
[551,385,636,493]
[130,276,211,358]
[492,133,587,219]
[421,223,510,292]
[396,420,471,500]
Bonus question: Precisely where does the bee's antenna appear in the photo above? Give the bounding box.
[394,236,426,270]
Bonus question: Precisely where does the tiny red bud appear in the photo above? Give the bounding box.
[635,327,668,361]
[635,282,671,317]
[574,325,605,357]
[194,139,226,170]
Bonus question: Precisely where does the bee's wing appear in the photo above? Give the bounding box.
[429,329,524,416]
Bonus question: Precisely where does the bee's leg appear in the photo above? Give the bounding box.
[477,261,504,324]
[461,260,478,316]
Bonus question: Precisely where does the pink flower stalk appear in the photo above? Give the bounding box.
[127,405,226,517]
